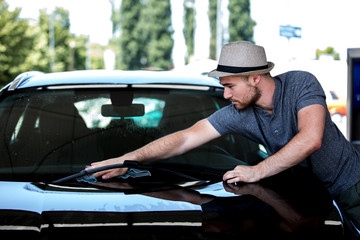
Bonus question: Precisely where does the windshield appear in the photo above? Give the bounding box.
[0,87,267,182]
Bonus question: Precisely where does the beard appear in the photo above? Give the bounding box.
[233,85,261,110]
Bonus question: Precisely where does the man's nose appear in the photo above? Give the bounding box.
[223,88,232,99]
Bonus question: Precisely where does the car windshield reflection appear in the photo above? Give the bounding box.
[0,87,267,182]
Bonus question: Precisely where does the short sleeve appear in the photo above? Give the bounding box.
[294,72,327,112]
[207,105,236,135]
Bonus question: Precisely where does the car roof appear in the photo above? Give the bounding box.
[7,70,223,90]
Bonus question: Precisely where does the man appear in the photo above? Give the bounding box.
[88,41,359,229]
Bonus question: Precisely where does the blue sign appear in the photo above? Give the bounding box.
[279,25,302,39]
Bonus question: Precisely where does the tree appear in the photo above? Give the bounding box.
[21,7,89,73]
[208,0,255,60]
[33,8,79,72]
[27,8,95,73]
[110,0,174,70]
[118,0,144,69]
[141,0,173,70]
[184,0,195,63]
[70,35,88,70]
[90,42,106,69]
[209,0,217,60]
[0,1,101,87]
[316,47,340,60]
[0,0,33,86]
[228,0,256,42]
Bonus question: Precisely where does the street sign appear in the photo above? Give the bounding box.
[279,25,302,39]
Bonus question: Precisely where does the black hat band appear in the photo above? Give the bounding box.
[216,64,269,74]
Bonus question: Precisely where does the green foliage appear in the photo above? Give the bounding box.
[0,1,103,87]
[141,0,173,70]
[184,0,195,63]
[209,0,217,60]
[118,0,144,69]
[1,0,257,87]
[90,42,106,69]
[316,47,340,60]
[228,0,256,42]
[32,8,96,72]
[0,0,33,86]
[32,8,74,72]
[111,0,173,70]
[208,0,255,60]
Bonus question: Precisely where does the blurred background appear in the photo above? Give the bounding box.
[2,0,358,134]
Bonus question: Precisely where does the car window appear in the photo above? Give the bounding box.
[0,88,267,182]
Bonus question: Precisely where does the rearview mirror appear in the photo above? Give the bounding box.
[101,104,145,117]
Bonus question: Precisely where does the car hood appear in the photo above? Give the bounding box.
[0,168,343,239]
[0,181,233,214]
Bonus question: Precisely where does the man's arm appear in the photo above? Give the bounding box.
[224,104,326,183]
[87,119,221,180]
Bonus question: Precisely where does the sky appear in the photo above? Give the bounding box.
[7,0,113,45]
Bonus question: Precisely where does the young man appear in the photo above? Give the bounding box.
[88,41,359,229]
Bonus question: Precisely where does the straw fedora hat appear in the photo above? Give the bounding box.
[208,41,274,78]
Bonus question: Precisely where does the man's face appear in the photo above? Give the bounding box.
[219,75,261,110]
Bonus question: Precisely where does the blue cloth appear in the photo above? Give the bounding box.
[76,168,151,183]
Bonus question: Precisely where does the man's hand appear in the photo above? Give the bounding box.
[224,104,326,185]
[85,157,128,180]
[223,165,261,184]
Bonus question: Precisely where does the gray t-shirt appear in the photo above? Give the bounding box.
[208,71,360,197]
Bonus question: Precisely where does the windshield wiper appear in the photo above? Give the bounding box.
[51,160,201,184]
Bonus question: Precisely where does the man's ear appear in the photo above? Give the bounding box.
[248,74,261,86]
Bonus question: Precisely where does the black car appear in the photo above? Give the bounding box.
[0,70,350,239]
